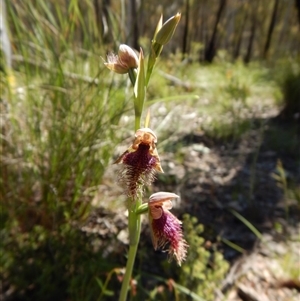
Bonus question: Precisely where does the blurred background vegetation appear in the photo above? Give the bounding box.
[1,0,299,300]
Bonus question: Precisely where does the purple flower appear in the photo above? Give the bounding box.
[115,128,163,198]
[148,192,188,266]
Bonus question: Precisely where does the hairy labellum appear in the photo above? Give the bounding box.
[149,192,188,266]
[120,143,158,197]
[115,128,163,198]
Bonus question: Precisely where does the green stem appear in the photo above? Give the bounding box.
[145,43,162,86]
[118,242,139,301]
[119,198,142,301]
[134,114,141,131]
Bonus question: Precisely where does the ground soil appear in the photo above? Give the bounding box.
[153,115,300,301]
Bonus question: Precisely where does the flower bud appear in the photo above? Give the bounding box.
[154,13,181,46]
[104,44,139,74]
[118,44,139,69]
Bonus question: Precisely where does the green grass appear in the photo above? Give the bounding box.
[2,2,131,300]
[146,57,281,144]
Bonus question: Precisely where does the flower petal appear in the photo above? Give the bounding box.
[149,205,163,219]
[149,192,179,205]
[118,44,139,69]
[135,128,157,143]
[104,62,128,74]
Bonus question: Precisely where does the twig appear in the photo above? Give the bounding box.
[12,55,99,85]
[158,70,192,90]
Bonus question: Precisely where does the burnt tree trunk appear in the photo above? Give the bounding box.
[182,0,190,57]
[93,0,112,44]
[295,0,300,27]
[233,6,249,60]
[127,0,139,49]
[198,0,207,62]
[244,1,258,64]
[204,0,227,62]
[263,0,279,59]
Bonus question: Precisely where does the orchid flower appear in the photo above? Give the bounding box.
[104,44,139,74]
[148,192,188,266]
[115,128,163,198]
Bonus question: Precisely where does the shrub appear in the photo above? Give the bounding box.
[177,214,229,300]
[279,65,300,120]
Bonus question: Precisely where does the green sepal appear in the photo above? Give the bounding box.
[146,43,163,86]
[133,49,145,130]
[136,203,149,215]
[128,68,137,87]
